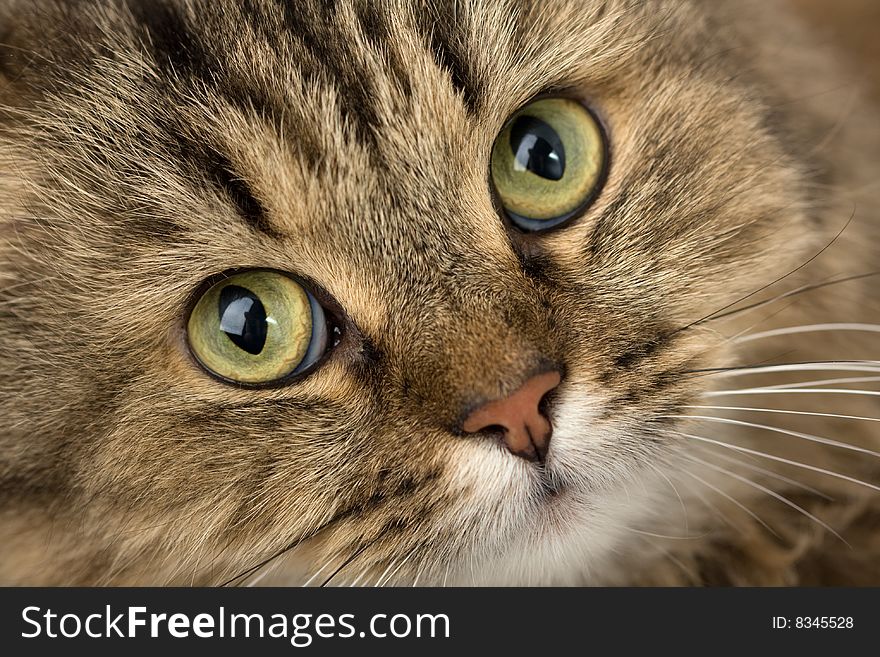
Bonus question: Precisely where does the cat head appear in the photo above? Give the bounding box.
[0,0,839,584]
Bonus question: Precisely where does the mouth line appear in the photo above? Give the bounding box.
[535,465,564,498]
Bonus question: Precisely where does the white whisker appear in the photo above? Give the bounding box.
[705,388,880,399]
[664,414,880,460]
[725,301,801,342]
[684,404,880,424]
[679,464,779,538]
[685,454,847,545]
[347,564,372,587]
[301,559,334,588]
[375,545,419,587]
[372,556,401,589]
[647,461,689,531]
[655,428,880,493]
[736,323,880,343]
[711,362,880,378]
[624,527,706,540]
[244,559,283,587]
[759,376,880,390]
[693,445,833,500]
[686,480,740,532]
[649,540,702,583]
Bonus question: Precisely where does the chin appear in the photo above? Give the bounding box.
[432,384,674,586]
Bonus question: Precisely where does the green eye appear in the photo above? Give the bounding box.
[490,97,606,231]
[187,270,330,385]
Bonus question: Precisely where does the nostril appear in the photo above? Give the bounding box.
[466,424,511,452]
[460,369,562,462]
[538,386,557,416]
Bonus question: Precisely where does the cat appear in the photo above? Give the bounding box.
[0,0,878,586]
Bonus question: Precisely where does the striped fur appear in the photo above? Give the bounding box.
[0,0,878,584]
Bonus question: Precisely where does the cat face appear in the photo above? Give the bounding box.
[0,0,833,584]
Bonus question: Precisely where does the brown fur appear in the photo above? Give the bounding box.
[0,0,877,585]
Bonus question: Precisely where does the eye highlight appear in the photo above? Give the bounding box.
[490,97,606,232]
[187,270,330,385]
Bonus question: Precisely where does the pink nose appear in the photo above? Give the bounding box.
[461,371,562,462]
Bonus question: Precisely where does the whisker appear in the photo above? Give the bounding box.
[684,404,880,425]
[646,461,689,531]
[678,462,780,538]
[301,559,334,588]
[805,83,861,155]
[724,300,801,343]
[624,527,707,540]
[685,454,847,545]
[665,414,880,460]
[244,558,285,587]
[736,323,880,343]
[684,479,740,533]
[754,376,880,390]
[347,564,373,588]
[705,388,880,399]
[656,428,880,493]
[372,555,401,588]
[692,444,833,500]
[321,538,380,587]
[689,271,880,329]
[672,211,857,333]
[642,538,702,583]
[708,362,880,378]
[220,513,343,587]
[684,360,880,377]
[376,545,420,587]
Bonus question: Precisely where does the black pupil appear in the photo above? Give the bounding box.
[218,285,268,355]
[509,115,566,181]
